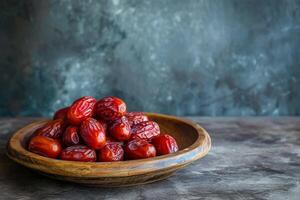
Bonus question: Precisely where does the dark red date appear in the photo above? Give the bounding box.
[126,112,149,127]
[53,107,69,120]
[131,121,160,140]
[67,96,97,125]
[95,96,126,122]
[80,118,106,150]
[124,139,156,160]
[151,134,178,155]
[34,119,65,139]
[60,145,96,162]
[62,126,80,147]
[28,135,62,158]
[98,143,124,162]
[109,116,131,141]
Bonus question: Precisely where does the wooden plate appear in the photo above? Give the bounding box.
[6,113,211,187]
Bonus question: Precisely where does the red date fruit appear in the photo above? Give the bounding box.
[151,134,178,155]
[80,118,106,150]
[28,135,62,158]
[126,112,149,127]
[97,119,107,133]
[67,96,97,125]
[53,107,69,120]
[60,145,96,162]
[95,96,126,122]
[106,135,124,145]
[62,126,80,147]
[124,139,156,160]
[131,121,160,140]
[98,143,124,162]
[34,119,65,139]
[109,116,131,141]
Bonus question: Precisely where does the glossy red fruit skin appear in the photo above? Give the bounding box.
[60,145,96,162]
[53,107,69,120]
[28,135,62,158]
[97,119,107,133]
[106,135,124,145]
[109,116,131,141]
[98,143,124,162]
[151,134,179,155]
[131,121,160,141]
[34,119,66,139]
[67,96,97,125]
[80,118,106,150]
[62,126,80,147]
[126,112,149,127]
[95,96,126,122]
[124,139,156,160]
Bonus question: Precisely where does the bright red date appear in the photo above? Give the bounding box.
[28,135,62,158]
[80,118,106,150]
[34,119,65,139]
[62,126,80,147]
[131,121,160,140]
[151,134,178,155]
[98,143,124,162]
[67,96,97,125]
[124,139,156,160]
[109,116,131,141]
[126,112,149,127]
[96,96,126,122]
[60,145,97,162]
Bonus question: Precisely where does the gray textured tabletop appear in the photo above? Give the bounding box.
[1,117,299,200]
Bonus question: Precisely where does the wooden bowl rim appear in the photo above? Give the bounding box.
[7,113,211,177]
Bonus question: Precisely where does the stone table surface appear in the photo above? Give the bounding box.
[0,117,299,200]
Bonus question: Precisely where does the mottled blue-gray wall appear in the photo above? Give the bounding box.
[0,0,300,117]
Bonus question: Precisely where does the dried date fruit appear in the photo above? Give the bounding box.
[106,135,124,145]
[60,145,96,162]
[109,116,131,141]
[28,135,62,158]
[34,119,65,139]
[53,107,69,120]
[131,121,160,140]
[124,139,156,160]
[97,119,107,132]
[95,96,126,122]
[67,96,97,125]
[98,143,124,162]
[151,134,178,155]
[62,126,80,147]
[126,112,149,127]
[80,118,106,150]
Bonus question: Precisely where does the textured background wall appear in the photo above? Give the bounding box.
[0,0,300,117]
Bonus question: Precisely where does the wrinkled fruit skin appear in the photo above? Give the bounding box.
[131,121,160,140]
[60,145,96,162]
[151,134,179,155]
[126,112,149,127]
[109,116,131,141]
[98,143,124,162]
[28,135,62,158]
[80,118,106,150]
[53,107,69,120]
[34,119,65,139]
[97,119,107,132]
[62,126,80,147]
[124,139,156,160]
[67,96,97,125]
[96,96,126,122]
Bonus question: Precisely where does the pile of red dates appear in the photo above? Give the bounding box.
[28,96,179,162]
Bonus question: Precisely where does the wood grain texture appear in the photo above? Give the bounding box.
[6,113,211,187]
